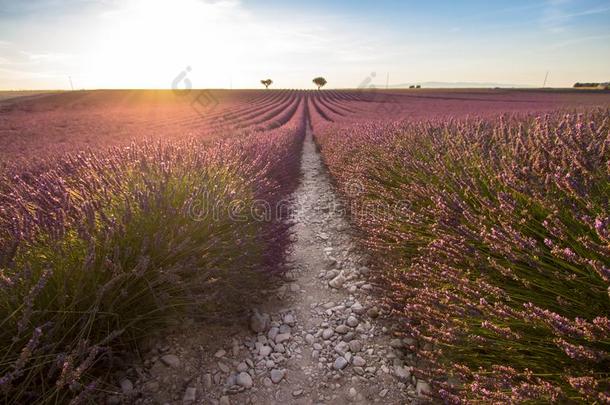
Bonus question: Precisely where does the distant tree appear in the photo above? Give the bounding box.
[416,85,421,88]
[261,79,273,89]
[313,77,327,90]
[409,85,415,89]
[574,82,603,88]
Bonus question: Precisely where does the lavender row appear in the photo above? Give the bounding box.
[314,109,610,403]
[0,107,306,402]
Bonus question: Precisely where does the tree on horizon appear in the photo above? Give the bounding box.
[261,79,273,89]
[313,77,327,90]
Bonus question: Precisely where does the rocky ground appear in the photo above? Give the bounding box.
[107,126,431,404]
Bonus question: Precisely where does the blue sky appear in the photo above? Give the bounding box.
[0,0,609,89]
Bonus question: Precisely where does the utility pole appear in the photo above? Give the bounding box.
[542,71,549,88]
[68,76,74,91]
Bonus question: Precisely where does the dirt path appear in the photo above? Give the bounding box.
[126,125,428,404]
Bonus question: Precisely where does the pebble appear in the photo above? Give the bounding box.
[219,396,230,405]
[394,365,411,381]
[348,340,362,353]
[218,362,230,373]
[351,303,365,314]
[322,328,334,339]
[270,369,286,383]
[214,349,226,358]
[379,388,389,398]
[275,333,291,343]
[305,334,315,344]
[160,354,180,368]
[335,341,350,356]
[259,346,272,357]
[333,357,348,370]
[328,272,346,288]
[416,380,431,397]
[119,378,133,395]
[335,325,349,334]
[250,310,270,333]
[283,314,296,326]
[349,387,357,398]
[346,316,359,327]
[236,372,253,389]
[367,307,380,318]
[352,356,366,367]
[268,327,279,341]
[390,339,403,348]
[183,386,197,402]
[237,362,249,372]
[293,389,304,397]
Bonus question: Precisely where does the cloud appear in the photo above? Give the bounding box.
[541,0,610,33]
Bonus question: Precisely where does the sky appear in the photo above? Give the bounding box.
[0,0,609,89]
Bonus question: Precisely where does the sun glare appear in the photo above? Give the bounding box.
[87,0,244,89]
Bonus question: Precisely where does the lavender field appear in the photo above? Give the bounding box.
[0,88,609,403]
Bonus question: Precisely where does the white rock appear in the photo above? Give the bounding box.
[346,316,359,327]
[237,362,248,372]
[322,328,334,339]
[183,387,197,402]
[259,346,272,357]
[268,326,279,341]
[283,314,296,326]
[348,340,362,353]
[335,341,350,356]
[379,389,389,398]
[328,272,346,288]
[214,349,226,358]
[236,372,253,389]
[275,333,290,344]
[305,334,315,345]
[333,357,348,370]
[394,366,410,381]
[351,303,365,314]
[352,356,366,367]
[160,354,180,368]
[270,369,286,383]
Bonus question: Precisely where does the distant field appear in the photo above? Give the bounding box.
[2,88,610,163]
[0,90,60,102]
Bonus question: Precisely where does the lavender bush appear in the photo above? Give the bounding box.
[315,109,610,403]
[0,106,305,402]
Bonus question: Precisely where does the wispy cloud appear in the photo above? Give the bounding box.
[541,0,610,33]
[549,33,610,49]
